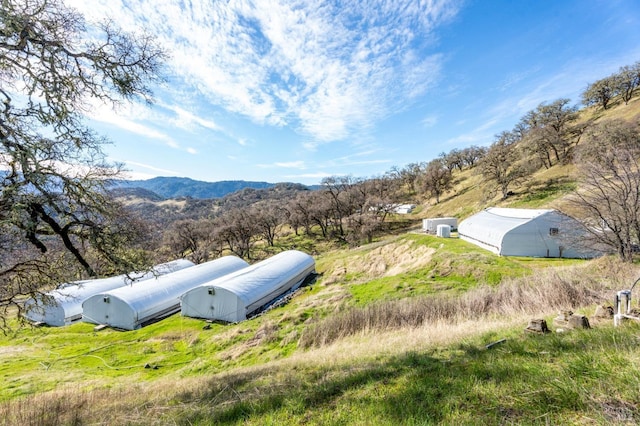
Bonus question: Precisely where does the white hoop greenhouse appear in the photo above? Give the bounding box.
[23,259,195,327]
[458,207,601,258]
[181,250,315,323]
[82,256,249,330]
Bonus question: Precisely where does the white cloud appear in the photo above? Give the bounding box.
[445,119,501,146]
[119,170,162,180]
[421,115,438,127]
[161,104,221,132]
[118,160,181,176]
[275,161,306,169]
[303,141,319,151]
[65,0,460,143]
[93,109,174,143]
[285,171,332,180]
[257,161,306,169]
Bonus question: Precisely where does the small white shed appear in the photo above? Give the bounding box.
[458,207,598,258]
[394,204,416,214]
[23,259,195,326]
[82,256,248,330]
[181,250,315,323]
[423,217,457,234]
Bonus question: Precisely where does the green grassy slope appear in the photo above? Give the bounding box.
[0,234,578,400]
[1,97,640,424]
[1,233,637,424]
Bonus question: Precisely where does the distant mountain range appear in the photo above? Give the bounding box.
[112,177,314,199]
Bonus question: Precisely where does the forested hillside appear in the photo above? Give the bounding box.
[114,63,640,268]
[113,177,284,199]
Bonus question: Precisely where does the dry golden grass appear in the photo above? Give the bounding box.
[1,255,637,425]
[414,95,640,222]
[299,256,635,348]
[321,239,435,285]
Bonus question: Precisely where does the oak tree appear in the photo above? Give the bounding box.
[582,77,616,110]
[0,0,165,323]
[613,62,640,105]
[420,158,452,204]
[480,131,527,199]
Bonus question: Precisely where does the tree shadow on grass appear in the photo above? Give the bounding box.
[171,329,640,425]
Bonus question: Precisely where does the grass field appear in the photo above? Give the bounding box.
[3,96,640,424]
[1,231,639,424]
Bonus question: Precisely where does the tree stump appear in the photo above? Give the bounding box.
[593,305,614,319]
[554,310,591,330]
[525,319,550,334]
[568,314,590,329]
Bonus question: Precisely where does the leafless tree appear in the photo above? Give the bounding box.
[361,175,404,223]
[582,77,616,110]
[420,158,452,204]
[345,212,381,246]
[439,150,464,172]
[613,62,640,105]
[0,0,165,323]
[567,120,640,262]
[250,201,285,247]
[213,208,257,260]
[163,219,215,264]
[321,176,362,239]
[519,99,579,168]
[389,162,426,196]
[286,193,313,236]
[460,145,487,168]
[480,131,528,199]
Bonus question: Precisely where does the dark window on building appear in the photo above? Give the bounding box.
[549,227,559,236]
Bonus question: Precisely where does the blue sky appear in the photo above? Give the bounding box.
[65,0,640,185]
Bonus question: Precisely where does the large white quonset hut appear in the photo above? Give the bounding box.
[458,207,597,258]
[181,250,315,323]
[82,256,249,330]
[24,259,195,327]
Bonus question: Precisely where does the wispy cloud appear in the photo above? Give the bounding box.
[319,149,391,168]
[285,171,332,180]
[446,57,630,149]
[117,159,182,177]
[275,161,306,169]
[421,115,438,127]
[302,141,319,152]
[257,160,306,169]
[160,103,221,132]
[445,118,502,147]
[92,108,177,146]
[66,0,460,143]
[497,67,541,93]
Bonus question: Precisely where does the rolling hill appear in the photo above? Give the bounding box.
[113,176,279,199]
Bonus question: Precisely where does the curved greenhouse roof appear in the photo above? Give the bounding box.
[82,256,249,330]
[24,259,195,326]
[458,207,599,258]
[181,250,315,323]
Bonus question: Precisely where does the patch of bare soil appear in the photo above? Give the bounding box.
[0,346,26,357]
[323,240,435,285]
